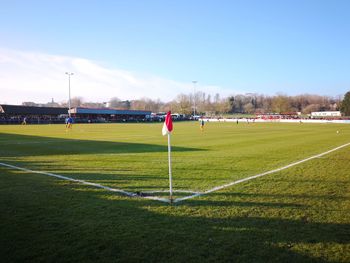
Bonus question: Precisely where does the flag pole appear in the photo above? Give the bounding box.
[167,133,173,202]
[162,111,174,204]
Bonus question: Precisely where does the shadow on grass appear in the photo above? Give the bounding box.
[210,191,350,202]
[181,199,306,208]
[1,167,349,262]
[0,132,204,157]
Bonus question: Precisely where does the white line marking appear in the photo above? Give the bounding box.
[0,162,170,203]
[173,142,350,203]
[142,190,200,194]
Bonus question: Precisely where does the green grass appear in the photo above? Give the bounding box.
[0,122,349,262]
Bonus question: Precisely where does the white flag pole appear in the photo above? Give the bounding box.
[167,133,173,202]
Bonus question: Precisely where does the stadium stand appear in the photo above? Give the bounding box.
[0,105,152,124]
[70,107,152,123]
[0,104,68,124]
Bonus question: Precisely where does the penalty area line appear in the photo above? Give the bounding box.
[0,162,171,203]
[173,141,350,203]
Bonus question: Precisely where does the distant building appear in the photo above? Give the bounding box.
[45,98,60,108]
[311,111,341,118]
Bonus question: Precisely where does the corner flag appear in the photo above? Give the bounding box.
[162,111,174,202]
[162,111,173,136]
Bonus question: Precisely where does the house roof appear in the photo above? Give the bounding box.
[0,104,68,115]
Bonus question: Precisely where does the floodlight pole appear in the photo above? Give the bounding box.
[65,72,74,117]
[192,80,197,117]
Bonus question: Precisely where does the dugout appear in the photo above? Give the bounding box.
[0,104,68,124]
[69,107,152,123]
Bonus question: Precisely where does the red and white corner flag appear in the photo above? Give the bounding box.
[162,111,174,202]
[162,111,173,136]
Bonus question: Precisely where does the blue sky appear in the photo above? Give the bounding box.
[1,0,349,104]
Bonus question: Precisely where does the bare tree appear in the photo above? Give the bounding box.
[70,97,83,108]
[244,102,255,114]
[48,90,344,116]
[82,102,106,108]
[271,94,291,113]
[303,104,321,114]
[174,94,191,114]
[108,97,122,108]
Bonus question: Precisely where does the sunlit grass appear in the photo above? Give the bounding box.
[0,122,349,262]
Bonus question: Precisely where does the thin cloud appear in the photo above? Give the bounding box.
[0,48,235,105]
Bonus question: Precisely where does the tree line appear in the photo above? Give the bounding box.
[24,91,350,116]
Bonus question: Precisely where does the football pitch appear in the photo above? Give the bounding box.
[1,122,350,262]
